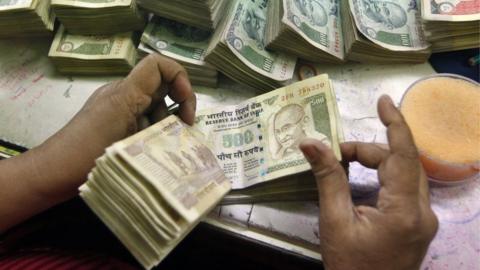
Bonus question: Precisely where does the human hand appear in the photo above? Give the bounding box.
[0,54,196,232]
[74,53,196,146]
[299,95,438,270]
[38,54,195,199]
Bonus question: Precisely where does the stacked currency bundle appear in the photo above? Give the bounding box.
[195,74,343,201]
[139,17,218,87]
[0,0,55,38]
[48,26,137,75]
[222,174,318,204]
[342,0,431,63]
[80,115,231,269]
[421,0,480,52]
[206,0,297,92]
[51,0,146,35]
[137,0,228,30]
[265,0,345,63]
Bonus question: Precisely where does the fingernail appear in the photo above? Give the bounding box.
[301,144,317,163]
[381,95,394,106]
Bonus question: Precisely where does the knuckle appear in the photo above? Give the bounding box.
[399,147,419,160]
[145,53,162,63]
[312,159,342,180]
[398,210,422,233]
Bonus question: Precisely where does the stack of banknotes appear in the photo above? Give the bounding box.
[265,0,345,64]
[137,0,228,30]
[80,115,231,269]
[342,0,431,63]
[421,0,480,52]
[0,0,55,37]
[51,0,146,35]
[139,17,218,87]
[48,26,137,75]
[80,75,341,268]
[205,0,297,92]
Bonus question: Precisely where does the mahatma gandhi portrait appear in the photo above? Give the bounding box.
[242,6,267,48]
[362,0,408,29]
[270,103,328,160]
[293,0,329,27]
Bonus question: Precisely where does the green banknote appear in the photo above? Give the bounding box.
[282,0,344,59]
[225,0,296,81]
[195,74,342,189]
[0,0,31,10]
[51,0,131,8]
[142,17,212,66]
[49,25,133,60]
[349,0,429,50]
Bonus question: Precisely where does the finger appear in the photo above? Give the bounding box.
[124,54,196,125]
[149,100,169,123]
[137,116,150,131]
[299,138,353,224]
[168,77,196,125]
[418,167,430,205]
[377,95,422,198]
[143,89,164,116]
[341,142,389,169]
[377,95,418,157]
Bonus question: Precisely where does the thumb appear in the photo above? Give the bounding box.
[300,138,353,224]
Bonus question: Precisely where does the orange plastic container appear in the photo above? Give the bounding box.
[400,74,480,183]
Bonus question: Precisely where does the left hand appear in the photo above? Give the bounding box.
[1,54,196,232]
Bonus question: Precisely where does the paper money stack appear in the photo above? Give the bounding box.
[139,17,218,87]
[51,0,146,35]
[265,0,345,63]
[421,0,480,53]
[80,115,231,269]
[206,0,297,91]
[0,0,55,38]
[342,0,431,63]
[195,74,343,202]
[137,0,228,29]
[48,26,137,75]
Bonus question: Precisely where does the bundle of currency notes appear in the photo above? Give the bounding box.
[206,0,297,91]
[265,0,345,63]
[421,0,480,53]
[48,26,137,75]
[221,174,318,204]
[195,74,342,191]
[342,0,432,63]
[139,17,218,88]
[80,115,231,269]
[0,0,55,38]
[137,0,229,30]
[51,0,146,35]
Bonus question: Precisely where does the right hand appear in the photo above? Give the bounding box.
[299,95,438,270]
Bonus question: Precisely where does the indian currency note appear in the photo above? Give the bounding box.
[421,0,480,21]
[282,0,345,60]
[0,0,31,10]
[48,25,133,60]
[141,17,212,66]
[348,0,430,51]
[51,0,131,8]
[224,0,296,81]
[195,74,342,189]
[111,115,231,223]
